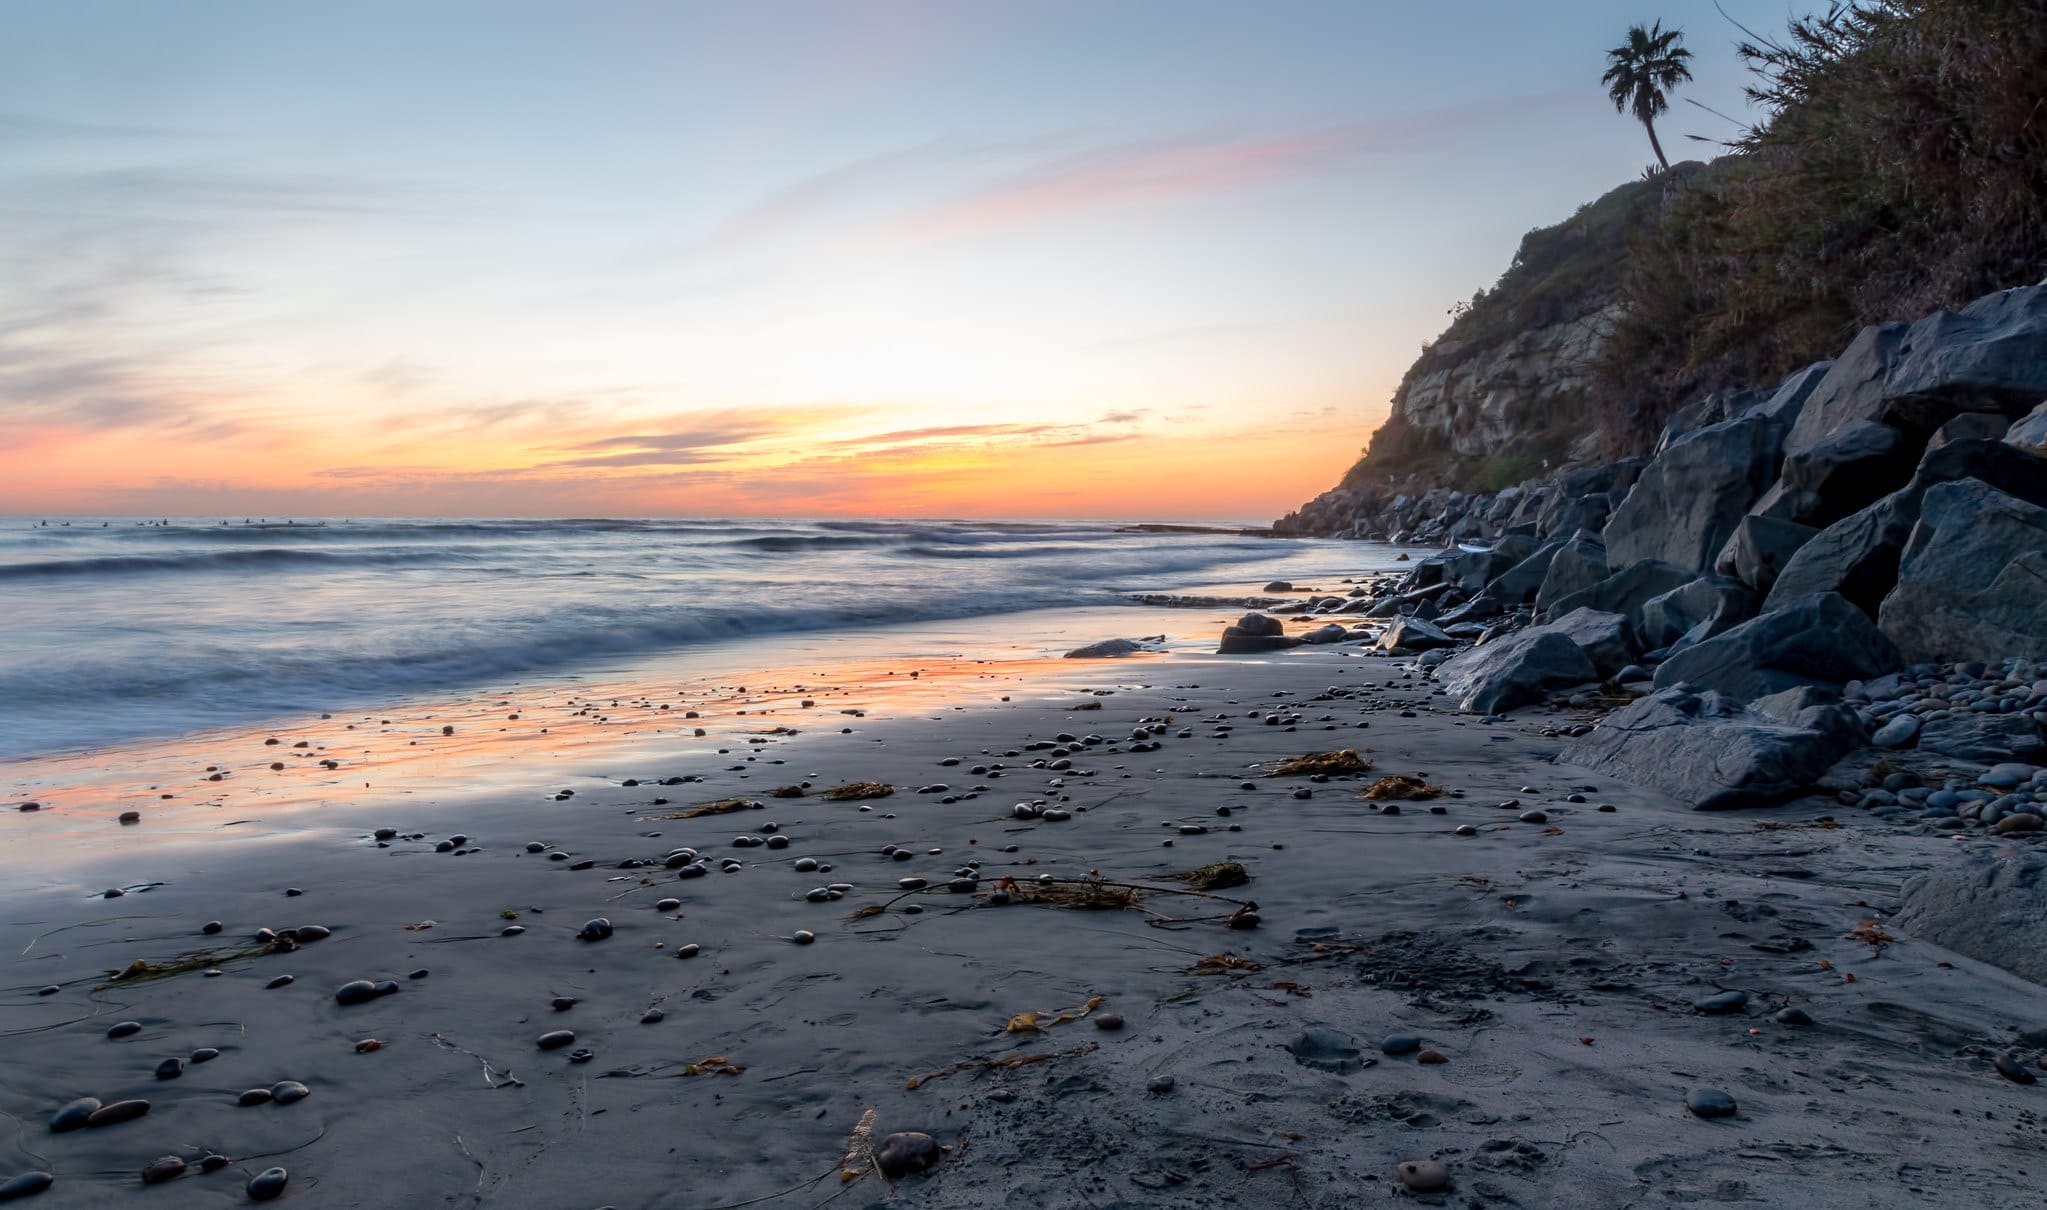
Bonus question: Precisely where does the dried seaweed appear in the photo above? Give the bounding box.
[1064,700,1104,710]
[655,798,762,819]
[822,782,893,801]
[682,1055,746,1076]
[1005,996,1103,1033]
[1359,775,1443,801]
[838,1108,878,1185]
[1190,952,1264,975]
[104,944,271,985]
[1270,749,1372,777]
[1166,861,1250,890]
[1000,876,1142,910]
[904,1040,1098,1090]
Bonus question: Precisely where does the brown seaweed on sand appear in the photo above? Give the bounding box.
[1269,749,1372,777]
[655,798,762,819]
[822,781,893,801]
[1359,775,1443,801]
[1166,861,1250,890]
[905,1041,1098,1090]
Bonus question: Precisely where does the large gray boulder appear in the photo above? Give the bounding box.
[1485,538,1564,606]
[1653,591,1901,701]
[1771,419,1917,526]
[1714,515,1818,594]
[1916,711,2047,764]
[1603,414,1783,574]
[1377,616,1455,652]
[2007,400,2047,455]
[1893,853,2047,985]
[1878,479,2047,663]
[1436,631,1597,714]
[1218,613,1300,654]
[1436,535,1538,592]
[1765,438,2047,616]
[1541,559,1693,625]
[1539,607,1634,679]
[1787,286,2047,457]
[1558,685,1863,810]
[1533,532,1607,616]
[1638,575,1757,651]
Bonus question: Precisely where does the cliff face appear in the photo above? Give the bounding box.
[1391,303,1620,461]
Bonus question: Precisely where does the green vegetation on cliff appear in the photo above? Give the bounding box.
[1340,0,2047,493]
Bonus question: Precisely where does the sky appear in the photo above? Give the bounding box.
[0,0,1804,521]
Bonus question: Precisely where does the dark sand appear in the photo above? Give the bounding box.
[4,630,2045,1207]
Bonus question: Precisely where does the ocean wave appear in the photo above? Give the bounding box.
[0,546,478,580]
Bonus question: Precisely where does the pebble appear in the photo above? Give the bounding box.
[334,980,380,1005]
[1694,990,1749,1015]
[237,1088,274,1106]
[875,1131,942,1178]
[1380,1034,1422,1055]
[1095,1013,1124,1030]
[1995,1052,2037,1084]
[1994,813,2043,834]
[640,1010,665,1025]
[154,1058,184,1080]
[1146,1074,1176,1094]
[569,1048,595,1063]
[674,943,701,959]
[292,924,331,942]
[1453,823,1477,836]
[1685,1087,1737,1118]
[199,1154,229,1173]
[1517,810,1548,824]
[1773,1007,1813,1026]
[1417,1048,1448,1064]
[87,1099,150,1127]
[106,1020,142,1039]
[1287,1027,1365,1073]
[793,857,819,872]
[655,897,681,911]
[246,1167,289,1201]
[140,1156,187,1185]
[551,996,577,1011]
[34,986,55,997]
[1396,1159,1450,1193]
[272,1080,311,1104]
[0,1172,54,1200]
[537,1030,576,1050]
[501,925,526,936]
[578,918,613,941]
[49,1097,100,1132]
[793,930,816,945]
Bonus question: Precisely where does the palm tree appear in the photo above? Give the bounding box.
[1603,21,1694,172]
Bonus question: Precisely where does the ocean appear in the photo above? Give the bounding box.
[0,516,1390,761]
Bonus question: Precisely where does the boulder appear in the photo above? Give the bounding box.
[1652,591,1901,702]
[1765,438,2047,616]
[1541,559,1693,625]
[1715,516,1817,593]
[1893,853,2047,985]
[1783,322,1907,458]
[1298,623,1350,645]
[1435,631,1597,714]
[1376,616,1454,652]
[1916,711,2047,764]
[1064,638,1143,659]
[1533,532,1607,616]
[1485,538,1564,605]
[1751,359,1835,429]
[1877,479,2047,663]
[1603,414,1783,574]
[1558,685,1862,810]
[1788,287,2047,456]
[1772,420,1916,526]
[1929,411,2013,449]
[1218,613,1300,655]
[2008,400,2047,454]
[1537,607,1634,679]
[1637,575,1757,651]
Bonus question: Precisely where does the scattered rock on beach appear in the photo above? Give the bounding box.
[1686,1088,1738,1118]
[1397,1159,1450,1192]
[875,1131,942,1178]
[49,1097,99,1132]
[0,1172,54,1200]
[139,1156,186,1185]
[246,1167,289,1200]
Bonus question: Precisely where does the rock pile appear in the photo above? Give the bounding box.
[1261,283,2047,810]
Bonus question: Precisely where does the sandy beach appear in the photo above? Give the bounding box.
[5,582,2045,1208]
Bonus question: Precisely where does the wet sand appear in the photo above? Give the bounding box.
[4,612,2046,1206]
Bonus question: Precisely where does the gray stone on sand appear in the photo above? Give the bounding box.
[1063,638,1143,659]
[1653,592,1899,702]
[1877,479,2047,663]
[1396,1159,1451,1192]
[875,1131,942,1178]
[1560,685,1862,810]
[1871,715,1921,749]
[1436,631,1597,714]
[1286,1026,1366,1073]
[0,1172,54,1201]
[1894,852,2047,984]
[1685,1088,1738,1118]
[1376,616,1454,652]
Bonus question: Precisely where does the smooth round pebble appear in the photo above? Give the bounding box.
[106,1021,142,1039]
[49,1097,100,1132]
[537,1030,576,1050]
[271,1080,311,1104]
[792,930,816,945]
[334,980,379,1005]
[140,1156,186,1185]
[0,1172,53,1200]
[875,1131,942,1179]
[1397,1159,1450,1192]
[238,1089,274,1107]
[247,1167,289,1201]
[1686,1087,1737,1118]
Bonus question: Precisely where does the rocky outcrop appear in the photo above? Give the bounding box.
[1436,631,1597,714]
[1558,685,1863,810]
[1878,480,2047,663]
[1893,853,2047,985]
[1217,613,1299,655]
[1601,414,1784,572]
[1396,306,1620,459]
[1653,591,1900,700]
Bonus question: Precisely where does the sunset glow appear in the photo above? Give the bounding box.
[0,0,1780,519]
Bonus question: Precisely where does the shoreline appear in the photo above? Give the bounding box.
[3,575,2045,1207]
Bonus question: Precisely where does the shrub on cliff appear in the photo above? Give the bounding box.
[1600,0,2047,451]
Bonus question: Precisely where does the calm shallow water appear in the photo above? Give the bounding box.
[0,516,1397,759]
